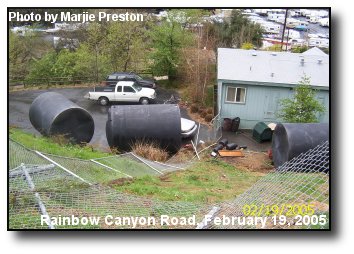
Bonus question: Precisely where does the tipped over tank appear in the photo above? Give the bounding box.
[106,104,181,153]
[272,123,329,169]
[29,92,95,144]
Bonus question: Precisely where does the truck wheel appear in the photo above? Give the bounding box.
[99,97,109,106]
[140,98,149,105]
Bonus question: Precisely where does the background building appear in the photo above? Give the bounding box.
[217,47,329,129]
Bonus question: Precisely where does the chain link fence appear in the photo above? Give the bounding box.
[9,139,329,229]
[205,141,330,229]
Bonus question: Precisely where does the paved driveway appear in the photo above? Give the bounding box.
[9,87,200,151]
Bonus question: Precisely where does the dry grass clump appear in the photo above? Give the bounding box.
[204,114,213,122]
[131,141,169,162]
[190,104,198,113]
[50,134,70,145]
[200,110,207,118]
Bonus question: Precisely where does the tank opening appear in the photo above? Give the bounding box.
[49,108,95,144]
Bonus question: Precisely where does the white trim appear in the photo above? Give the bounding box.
[225,86,247,104]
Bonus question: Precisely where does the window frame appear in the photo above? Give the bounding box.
[116,86,122,92]
[225,86,247,104]
[123,86,136,93]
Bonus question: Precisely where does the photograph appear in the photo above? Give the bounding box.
[8,7,330,230]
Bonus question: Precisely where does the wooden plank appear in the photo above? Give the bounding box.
[218,150,245,157]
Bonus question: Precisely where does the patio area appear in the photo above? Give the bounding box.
[221,129,272,152]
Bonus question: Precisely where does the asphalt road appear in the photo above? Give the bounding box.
[9,86,202,151]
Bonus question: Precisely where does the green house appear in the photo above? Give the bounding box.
[216,47,329,129]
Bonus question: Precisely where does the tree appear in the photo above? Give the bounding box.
[277,76,326,123]
[105,21,148,72]
[149,10,193,79]
[9,30,51,80]
[216,10,264,48]
[84,22,107,82]
[26,51,57,81]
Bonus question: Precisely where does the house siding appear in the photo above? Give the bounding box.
[218,81,329,129]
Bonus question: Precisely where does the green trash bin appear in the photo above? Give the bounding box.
[252,122,272,143]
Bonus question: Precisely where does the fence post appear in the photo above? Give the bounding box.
[21,163,55,229]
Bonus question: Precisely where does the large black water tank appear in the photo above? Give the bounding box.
[272,123,329,168]
[29,92,95,144]
[106,104,182,153]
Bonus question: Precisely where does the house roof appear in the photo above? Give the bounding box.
[302,47,328,56]
[217,48,329,87]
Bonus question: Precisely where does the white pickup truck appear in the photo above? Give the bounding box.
[84,81,156,105]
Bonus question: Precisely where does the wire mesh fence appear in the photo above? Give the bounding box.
[205,141,330,229]
[9,139,209,229]
[9,139,330,229]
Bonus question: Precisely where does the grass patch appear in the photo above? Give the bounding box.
[9,127,110,160]
[110,159,262,203]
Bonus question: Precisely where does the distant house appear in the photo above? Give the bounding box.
[216,47,329,129]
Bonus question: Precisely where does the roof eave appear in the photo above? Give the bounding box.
[218,79,329,90]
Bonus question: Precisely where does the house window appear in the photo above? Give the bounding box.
[226,86,246,103]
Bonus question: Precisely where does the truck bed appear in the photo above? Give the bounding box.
[94,86,115,92]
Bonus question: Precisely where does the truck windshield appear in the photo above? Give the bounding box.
[132,83,142,91]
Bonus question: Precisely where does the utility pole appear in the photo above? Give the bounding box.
[280,9,289,51]
[285,28,290,51]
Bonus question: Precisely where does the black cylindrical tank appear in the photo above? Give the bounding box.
[272,123,329,168]
[219,138,228,147]
[226,143,238,150]
[29,92,94,144]
[212,144,224,153]
[106,104,181,153]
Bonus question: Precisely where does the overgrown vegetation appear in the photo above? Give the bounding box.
[9,127,110,159]
[277,76,326,123]
[9,9,265,107]
[110,159,262,203]
[10,127,262,203]
[149,10,194,79]
[215,9,264,48]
